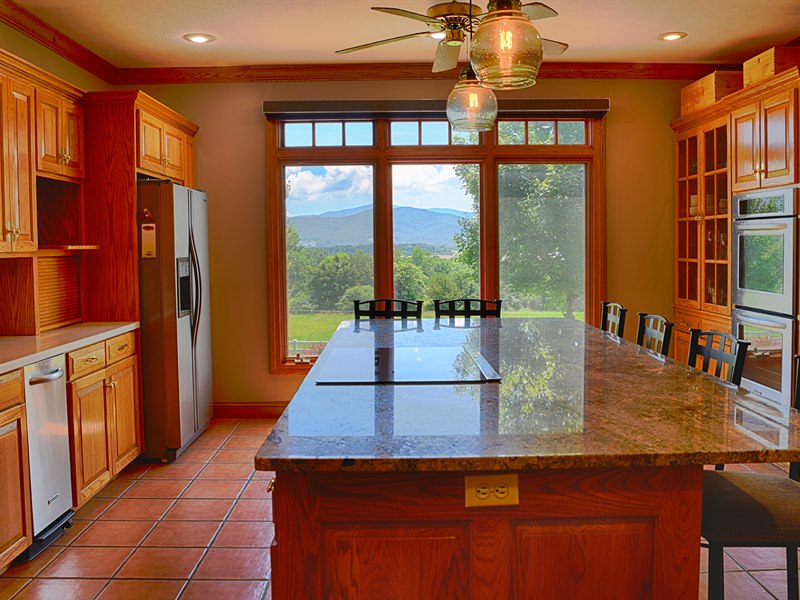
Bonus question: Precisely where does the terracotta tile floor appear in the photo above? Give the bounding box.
[1,417,275,600]
[0,418,797,599]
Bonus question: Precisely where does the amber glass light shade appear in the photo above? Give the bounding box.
[446,65,498,132]
[469,1,542,90]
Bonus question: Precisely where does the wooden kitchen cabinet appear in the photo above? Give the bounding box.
[672,307,731,364]
[732,87,796,192]
[67,332,141,506]
[35,88,84,179]
[1,76,37,253]
[0,369,33,570]
[673,114,731,343]
[137,107,186,182]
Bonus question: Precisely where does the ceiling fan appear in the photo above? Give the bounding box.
[335,1,569,73]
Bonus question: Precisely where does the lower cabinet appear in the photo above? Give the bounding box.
[673,307,731,364]
[0,369,32,570]
[67,332,140,507]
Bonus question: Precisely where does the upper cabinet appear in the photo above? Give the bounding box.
[1,76,37,253]
[732,87,796,192]
[35,89,84,179]
[138,109,185,182]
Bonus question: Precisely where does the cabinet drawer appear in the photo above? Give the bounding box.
[106,332,136,364]
[673,309,702,334]
[68,343,106,380]
[0,370,24,412]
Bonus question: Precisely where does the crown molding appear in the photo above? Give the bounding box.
[0,0,735,86]
[0,0,116,82]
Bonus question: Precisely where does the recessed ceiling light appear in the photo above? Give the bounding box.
[183,33,216,44]
[430,32,446,40]
[658,32,687,41]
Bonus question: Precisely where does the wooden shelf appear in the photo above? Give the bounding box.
[37,246,100,257]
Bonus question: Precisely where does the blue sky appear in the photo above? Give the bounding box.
[285,164,476,216]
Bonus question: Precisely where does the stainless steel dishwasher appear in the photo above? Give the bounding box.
[21,355,74,559]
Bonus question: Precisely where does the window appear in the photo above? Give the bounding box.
[266,108,606,374]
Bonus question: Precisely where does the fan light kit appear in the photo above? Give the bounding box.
[470,0,543,89]
[336,2,568,128]
[183,33,216,44]
[446,64,498,131]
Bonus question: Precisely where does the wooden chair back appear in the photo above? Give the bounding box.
[600,301,627,337]
[353,299,422,320]
[636,313,674,357]
[687,329,750,385]
[433,298,502,318]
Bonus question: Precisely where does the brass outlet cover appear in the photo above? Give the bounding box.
[465,473,519,507]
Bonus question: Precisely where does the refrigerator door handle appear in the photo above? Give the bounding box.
[189,232,202,344]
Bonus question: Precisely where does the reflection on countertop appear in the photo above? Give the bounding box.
[255,317,800,472]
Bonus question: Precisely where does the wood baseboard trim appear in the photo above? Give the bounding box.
[213,402,285,419]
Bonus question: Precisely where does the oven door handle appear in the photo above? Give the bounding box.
[735,315,789,329]
[734,222,790,232]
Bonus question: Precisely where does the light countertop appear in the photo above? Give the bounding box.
[0,322,139,373]
[255,317,800,472]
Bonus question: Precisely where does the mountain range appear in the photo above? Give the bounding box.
[288,205,472,249]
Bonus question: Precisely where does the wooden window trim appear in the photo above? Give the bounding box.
[266,115,606,375]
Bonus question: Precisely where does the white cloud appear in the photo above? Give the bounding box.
[286,165,373,202]
[392,165,460,196]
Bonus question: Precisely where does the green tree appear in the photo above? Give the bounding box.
[393,257,427,301]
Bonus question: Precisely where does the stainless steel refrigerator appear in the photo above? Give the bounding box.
[138,180,213,461]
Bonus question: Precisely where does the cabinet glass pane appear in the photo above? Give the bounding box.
[717,173,728,215]
[716,127,727,169]
[704,130,715,175]
[704,175,716,217]
[679,262,687,298]
[705,264,717,305]
[678,140,687,178]
[688,263,698,300]
[688,136,698,175]
[705,220,716,261]
[678,181,687,218]
[717,265,728,306]
[678,221,687,259]
[717,221,728,260]
[688,222,698,259]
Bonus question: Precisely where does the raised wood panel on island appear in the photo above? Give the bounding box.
[273,467,702,599]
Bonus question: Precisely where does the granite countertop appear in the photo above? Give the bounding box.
[0,322,140,373]
[255,317,800,472]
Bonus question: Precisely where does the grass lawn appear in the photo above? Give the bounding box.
[288,310,585,344]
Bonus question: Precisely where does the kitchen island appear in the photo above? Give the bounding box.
[256,317,800,599]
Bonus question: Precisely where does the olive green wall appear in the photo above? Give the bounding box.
[1,24,687,408]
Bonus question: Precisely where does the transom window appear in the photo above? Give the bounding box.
[497,119,587,145]
[266,103,607,373]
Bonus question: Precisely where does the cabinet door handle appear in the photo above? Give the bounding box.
[117,343,130,352]
[83,356,99,364]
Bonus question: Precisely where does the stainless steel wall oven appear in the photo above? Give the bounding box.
[731,185,798,406]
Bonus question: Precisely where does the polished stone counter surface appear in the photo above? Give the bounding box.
[0,322,139,373]
[255,317,800,472]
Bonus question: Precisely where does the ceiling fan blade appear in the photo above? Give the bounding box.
[432,42,461,73]
[335,31,432,54]
[542,38,569,56]
[372,7,442,25]
[521,2,558,20]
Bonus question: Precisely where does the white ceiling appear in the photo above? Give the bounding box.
[12,0,800,70]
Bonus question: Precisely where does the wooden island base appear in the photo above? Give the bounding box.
[271,465,703,599]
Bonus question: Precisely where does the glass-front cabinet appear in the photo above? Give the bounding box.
[675,116,730,316]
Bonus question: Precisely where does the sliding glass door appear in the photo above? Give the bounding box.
[498,163,586,320]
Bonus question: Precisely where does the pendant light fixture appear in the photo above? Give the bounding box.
[470,0,543,90]
[446,64,497,132]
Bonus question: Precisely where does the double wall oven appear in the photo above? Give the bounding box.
[731,185,799,406]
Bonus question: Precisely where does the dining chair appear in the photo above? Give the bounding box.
[701,354,800,600]
[433,298,502,318]
[636,312,674,357]
[687,329,750,386]
[353,299,422,320]
[600,301,627,337]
